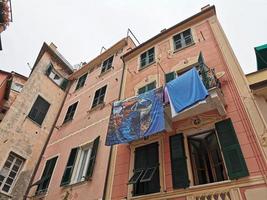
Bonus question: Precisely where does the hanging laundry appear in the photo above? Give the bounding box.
[105,88,165,146]
[166,67,208,116]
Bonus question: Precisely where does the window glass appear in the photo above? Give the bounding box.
[101,56,114,73]
[173,29,193,50]
[138,81,156,95]
[11,82,23,92]
[92,85,107,108]
[76,73,88,90]
[0,152,24,193]
[63,102,78,123]
[188,131,227,185]
[140,47,155,68]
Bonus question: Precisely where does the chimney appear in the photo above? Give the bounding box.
[49,42,57,50]
[201,4,210,11]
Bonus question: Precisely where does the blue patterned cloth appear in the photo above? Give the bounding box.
[105,88,165,146]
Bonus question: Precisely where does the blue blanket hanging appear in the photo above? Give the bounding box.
[166,67,208,113]
[105,88,165,146]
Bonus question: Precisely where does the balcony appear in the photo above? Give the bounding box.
[165,62,226,126]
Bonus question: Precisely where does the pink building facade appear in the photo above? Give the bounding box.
[108,6,267,200]
[29,37,135,200]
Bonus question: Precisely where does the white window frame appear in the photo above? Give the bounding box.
[70,143,93,184]
[48,69,64,86]
[0,152,24,194]
[10,82,23,93]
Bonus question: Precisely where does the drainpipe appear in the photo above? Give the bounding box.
[102,41,127,200]
[23,80,72,199]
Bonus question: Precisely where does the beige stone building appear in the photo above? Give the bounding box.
[0,43,73,199]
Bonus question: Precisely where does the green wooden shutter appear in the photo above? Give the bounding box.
[60,148,78,186]
[60,78,69,91]
[36,156,58,193]
[45,64,53,76]
[4,78,12,100]
[86,136,100,178]
[215,118,249,179]
[165,72,176,83]
[169,134,190,189]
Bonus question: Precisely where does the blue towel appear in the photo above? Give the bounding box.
[166,68,208,113]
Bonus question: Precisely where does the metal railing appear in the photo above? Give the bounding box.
[199,63,221,90]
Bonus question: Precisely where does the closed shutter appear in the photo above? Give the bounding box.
[28,96,50,125]
[86,136,100,178]
[169,134,189,189]
[36,156,57,193]
[215,118,249,179]
[45,64,53,76]
[60,148,78,186]
[165,72,176,83]
[60,78,69,91]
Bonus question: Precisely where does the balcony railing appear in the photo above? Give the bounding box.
[199,63,221,90]
[188,190,232,200]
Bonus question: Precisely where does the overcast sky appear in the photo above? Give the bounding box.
[0,0,266,77]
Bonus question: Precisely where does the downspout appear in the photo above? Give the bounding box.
[102,43,127,200]
[23,80,72,199]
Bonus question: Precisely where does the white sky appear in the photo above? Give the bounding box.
[0,0,266,77]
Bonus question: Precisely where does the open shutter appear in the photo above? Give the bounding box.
[86,136,100,179]
[45,64,53,76]
[60,148,78,186]
[169,134,189,189]
[4,78,12,100]
[165,72,176,83]
[215,118,249,179]
[60,78,69,91]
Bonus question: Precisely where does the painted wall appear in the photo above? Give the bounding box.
[0,50,70,200]
[29,38,136,200]
[110,10,267,200]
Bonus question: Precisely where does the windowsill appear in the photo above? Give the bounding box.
[88,102,105,113]
[0,191,13,198]
[61,119,73,127]
[129,191,162,200]
[138,61,156,72]
[61,179,90,189]
[32,190,48,198]
[99,67,114,77]
[26,116,42,128]
[173,42,195,54]
[188,179,231,190]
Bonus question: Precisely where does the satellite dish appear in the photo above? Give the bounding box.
[216,71,225,79]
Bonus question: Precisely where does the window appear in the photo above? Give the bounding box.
[140,47,155,69]
[35,157,58,195]
[11,82,23,93]
[75,73,88,90]
[0,152,24,193]
[45,63,69,91]
[101,56,114,73]
[188,131,227,185]
[61,136,100,186]
[169,118,249,189]
[128,142,160,196]
[63,102,78,123]
[165,72,176,83]
[92,85,107,108]
[173,29,193,50]
[28,96,50,125]
[138,81,156,95]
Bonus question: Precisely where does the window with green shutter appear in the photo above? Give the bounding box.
[138,81,156,95]
[165,72,176,83]
[169,134,190,189]
[128,142,160,196]
[215,118,249,179]
[60,148,78,186]
[36,157,58,195]
[60,136,100,186]
[140,47,155,69]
